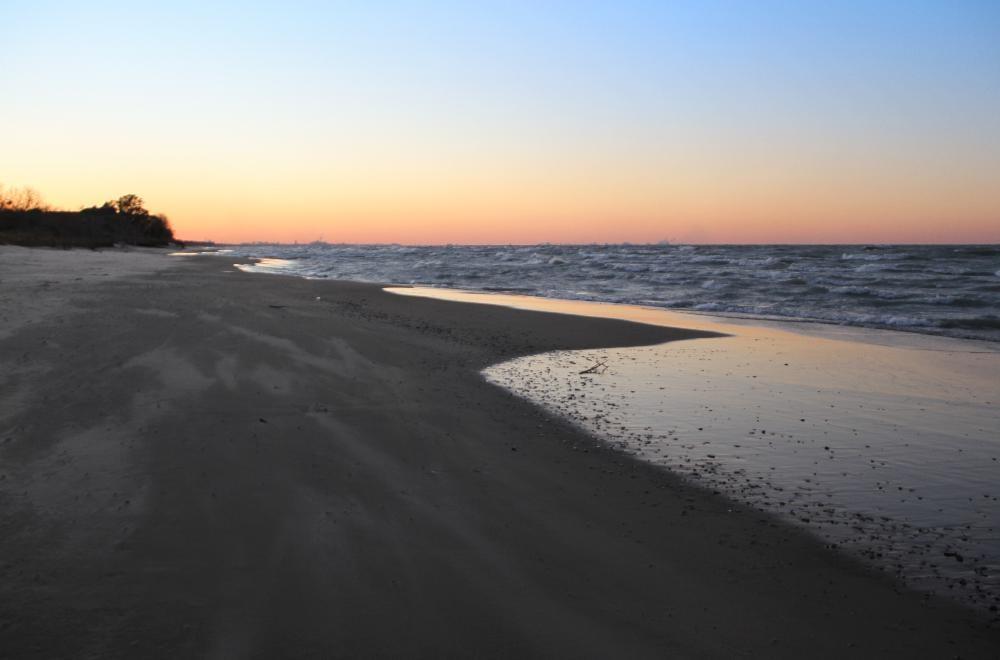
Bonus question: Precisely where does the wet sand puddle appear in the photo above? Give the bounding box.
[389,287,1000,613]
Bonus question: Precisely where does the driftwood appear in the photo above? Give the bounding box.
[579,359,608,375]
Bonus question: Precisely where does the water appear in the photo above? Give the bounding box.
[389,289,1000,614]
[221,245,1000,611]
[231,243,1000,342]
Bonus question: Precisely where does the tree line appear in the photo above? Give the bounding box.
[0,184,175,247]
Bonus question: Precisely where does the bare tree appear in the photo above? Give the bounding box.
[0,184,46,211]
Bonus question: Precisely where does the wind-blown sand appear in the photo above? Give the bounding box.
[0,247,997,658]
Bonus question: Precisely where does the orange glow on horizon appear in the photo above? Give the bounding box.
[11,128,997,245]
[29,172,1000,245]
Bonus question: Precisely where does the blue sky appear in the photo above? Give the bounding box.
[2,1,998,242]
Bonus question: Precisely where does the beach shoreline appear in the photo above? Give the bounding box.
[1,246,997,657]
[392,287,999,611]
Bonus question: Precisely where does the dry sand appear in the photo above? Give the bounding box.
[0,247,997,658]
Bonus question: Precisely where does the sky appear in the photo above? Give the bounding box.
[2,1,998,244]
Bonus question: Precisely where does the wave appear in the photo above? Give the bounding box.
[841,252,913,261]
[230,243,1000,342]
[939,315,1000,330]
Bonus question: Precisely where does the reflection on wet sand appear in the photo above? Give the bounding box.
[388,286,1000,612]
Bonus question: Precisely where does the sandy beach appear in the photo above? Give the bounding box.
[1,247,998,658]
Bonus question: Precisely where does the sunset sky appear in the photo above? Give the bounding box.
[2,1,998,244]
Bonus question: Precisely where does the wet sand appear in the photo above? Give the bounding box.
[1,247,998,658]
[399,288,1000,611]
